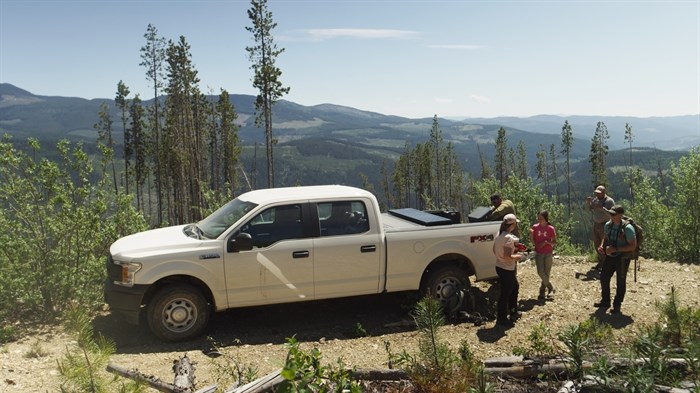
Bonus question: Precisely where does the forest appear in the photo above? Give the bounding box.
[1,3,699,343]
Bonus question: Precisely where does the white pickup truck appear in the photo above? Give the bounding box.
[105,185,500,341]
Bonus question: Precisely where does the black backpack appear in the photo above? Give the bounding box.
[620,216,643,259]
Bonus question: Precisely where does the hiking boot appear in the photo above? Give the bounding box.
[547,284,555,296]
[610,306,621,314]
[594,301,610,308]
[496,319,515,328]
[510,311,522,321]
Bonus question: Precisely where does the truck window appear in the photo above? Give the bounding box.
[240,204,304,248]
[318,201,369,236]
[198,198,258,238]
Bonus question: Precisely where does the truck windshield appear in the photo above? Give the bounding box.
[198,199,258,238]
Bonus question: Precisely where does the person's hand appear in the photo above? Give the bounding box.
[597,245,605,255]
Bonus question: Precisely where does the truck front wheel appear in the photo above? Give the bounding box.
[421,266,473,314]
[146,285,210,342]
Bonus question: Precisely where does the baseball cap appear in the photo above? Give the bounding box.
[503,213,520,224]
[594,185,606,194]
[605,205,625,215]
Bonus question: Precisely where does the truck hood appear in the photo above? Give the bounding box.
[110,225,204,261]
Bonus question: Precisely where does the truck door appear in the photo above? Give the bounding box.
[313,200,382,298]
[225,204,314,306]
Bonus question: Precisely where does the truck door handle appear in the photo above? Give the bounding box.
[292,251,310,258]
[360,245,376,253]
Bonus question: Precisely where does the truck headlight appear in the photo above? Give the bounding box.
[114,261,142,287]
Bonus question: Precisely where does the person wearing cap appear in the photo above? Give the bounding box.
[493,213,524,328]
[594,204,637,314]
[489,194,521,238]
[585,185,615,269]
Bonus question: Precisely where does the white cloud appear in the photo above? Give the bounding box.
[470,94,491,104]
[304,29,420,40]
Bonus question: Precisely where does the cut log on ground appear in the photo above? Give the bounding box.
[107,362,181,393]
[172,355,196,390]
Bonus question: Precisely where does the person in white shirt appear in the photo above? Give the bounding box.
[493,213,524,328]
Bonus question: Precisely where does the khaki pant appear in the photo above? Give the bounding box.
[593,222,606,264]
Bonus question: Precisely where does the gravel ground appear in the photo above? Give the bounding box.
[2,257,699,392]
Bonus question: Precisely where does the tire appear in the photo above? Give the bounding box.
[146,285,210,342]
[421,266,472,314]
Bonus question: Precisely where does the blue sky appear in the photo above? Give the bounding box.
[1,0,699,119]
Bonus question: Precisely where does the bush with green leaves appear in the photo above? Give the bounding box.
[58,304,145,393]
[391,296,493,393]
[277,336,363,393]
[0,137,148,325]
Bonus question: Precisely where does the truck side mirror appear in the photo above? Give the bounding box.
[229,233,253,252]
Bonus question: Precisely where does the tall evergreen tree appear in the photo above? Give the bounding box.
[477,144,491,180]
[129,95,147,211]
[115,81,131,194]
[624,122,634,201]
[217,90,241,196]
[246,0,290,188]
[549,144,559,198]
[494,127,507,187]
[560,120,573,216]
[516,140,528,180]
[536,145,548,194]
[163,35,203,224]
[429,115,443,206]
[140,24,167,225]
[589,121,609,188]
[95,103,118,195]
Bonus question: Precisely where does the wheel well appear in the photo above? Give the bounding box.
[419,253,474,289]
[142,275,215,309]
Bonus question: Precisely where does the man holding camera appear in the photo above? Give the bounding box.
[585,185,615,270]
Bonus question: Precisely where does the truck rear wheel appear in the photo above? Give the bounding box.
[421,266,473,314]
[146,285,209,342]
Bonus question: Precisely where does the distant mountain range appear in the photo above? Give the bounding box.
[1,83,697,151]
[1,82,696,197]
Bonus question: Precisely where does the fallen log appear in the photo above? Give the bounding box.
[225,369,283,393]
[106,362,180,393]
[172,355,195,390]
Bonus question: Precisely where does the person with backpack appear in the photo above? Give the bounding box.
[594,204,637,314]
[530,210,557,301]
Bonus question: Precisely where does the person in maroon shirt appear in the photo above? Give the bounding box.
[530,210,557,300]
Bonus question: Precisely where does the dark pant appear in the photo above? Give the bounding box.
[496,266,519,321]
[599,255,631,308]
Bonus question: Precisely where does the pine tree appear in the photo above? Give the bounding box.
[163,35,203,223]
[560,120,573,216]
[217,90,241,196]
[536,145,548,194]
[140,24,167,225]
[494,127,507,187]
[624,122,634,201]
[246,0,290,188]
[129,95,147,211]
[95,102,118,195]
[115,80,131,195]
[589,121,609,188]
